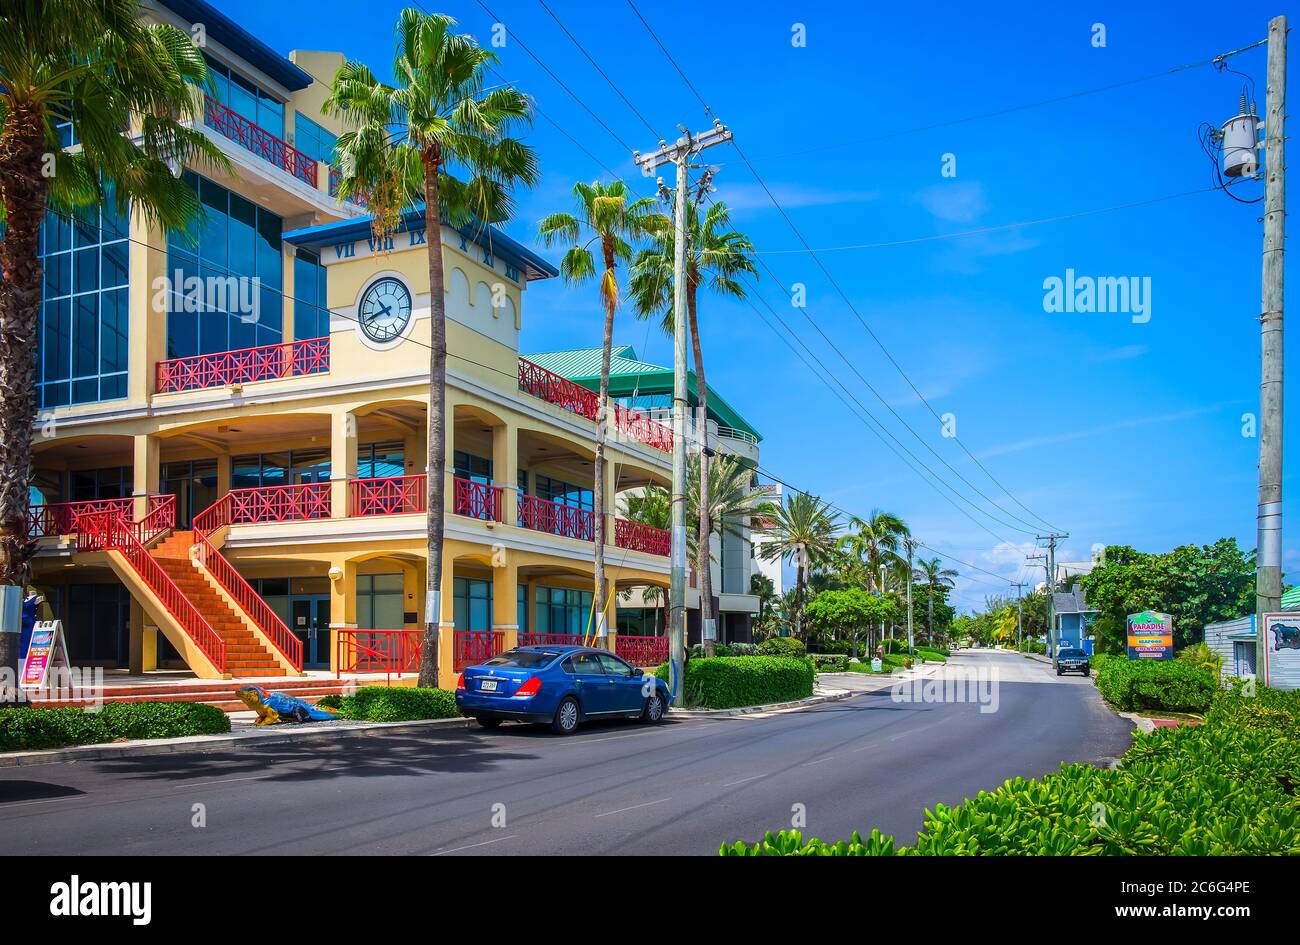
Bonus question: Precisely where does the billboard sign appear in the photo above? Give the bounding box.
[20,620,71,689]
[1262,613,1300,691]
[1126,610,1173,660]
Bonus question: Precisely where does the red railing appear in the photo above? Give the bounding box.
[616,634,669,668]
[614,404,673,453]
[77,510,227,672]
[353,475,427,516]
[156,336,329,393]
[328,167,368,207]
[518,632,584,647]
[614,518,670,556]
[26,497,134,538]
[517,494,594,541]
[204,95,318,186]
[454,630,505,670]
[454,477,503,522]
[217,482,331,524]
[336,629,423,681]
[518,358,600,421]
[192,494,303,671]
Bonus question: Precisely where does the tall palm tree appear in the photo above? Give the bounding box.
[628,199,757,654]
[326,8,538,687]
[839,510,909,594]
[686,451,775,579]
[537,180,660,643]
[756,492,840,640]
[899,535,921,651]
[0,0,227,591]
[914,556,958,644]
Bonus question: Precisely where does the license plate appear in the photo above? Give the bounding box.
[479,679,498,692]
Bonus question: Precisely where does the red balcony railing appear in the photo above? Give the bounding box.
[27,497,134,538]
[328,167,369,207]
[454,477,503,522]
[218,483,332,524]
[336,629,423,681]
[614,404,673,453]
[518,358,599,421]
[518,632,585,647]
[454,630,505,670]
[156,337,329,393]
[204,95,318,187]
[517,494,594,541]
[614,518,670,556]
[352,475,427,517]
[615,634,669,668]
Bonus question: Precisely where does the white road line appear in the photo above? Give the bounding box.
[594,796,672,818]
[720,774,763,787]
[429,834,517,856]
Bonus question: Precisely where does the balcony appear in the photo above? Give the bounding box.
[203,95,317,188]
[352,475,427,517]
[516,358,674,455]
[328,167,368,208]
[517,494,594,541]
[453,477,503,522]
[614,518,671,556]
[155,337,329,394]
[223,483,332,524]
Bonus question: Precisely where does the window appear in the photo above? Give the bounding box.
[535,585,593,635]
[517,584,528,634]
[535,474,592,511]
[454,577,492,631]
[357,573,404,629]
[231,449,330,489]
[454,450,492,484]
[36,186,129,407]
[205,56,285,137]
[359,441,405,479]
[596,653,634,677]
[292,249,329,340]
[564,652,604,675]
[293,113,337,164]
[68,466,131,502]
[166,172,283,359]
[62,584,130,665]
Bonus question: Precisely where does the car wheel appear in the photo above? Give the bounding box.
[1055,668,1063,676]
[552,697,581,735]
[642,692,665,724]
[476,717,502,730]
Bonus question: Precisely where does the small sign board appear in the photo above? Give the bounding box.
[1127,610,1174,660]
[21,620,71,689]
[1262,613,1300,691]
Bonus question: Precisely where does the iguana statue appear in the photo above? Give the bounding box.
[236,685,341,725]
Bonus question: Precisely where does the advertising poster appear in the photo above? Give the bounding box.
[1126,610,1174,660]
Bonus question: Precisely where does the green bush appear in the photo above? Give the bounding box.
[0,700,231,753]
[1177,641,1222,677]
[757,636,806,658]
[722,683,1300,856]
[1096,658,1216,713]
[689,643,732,659]
[808,653,850,673]
[726,643,759,656]
[843,653,912,674]
[334,686,460,722]
[656,656,813,709]
[914,648,947,663]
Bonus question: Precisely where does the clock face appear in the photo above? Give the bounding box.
[357,277,412,343]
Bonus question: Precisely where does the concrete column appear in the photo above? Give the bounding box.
[128,210,168,404]
[215,453,232,499]
[330,408,357,518]
[437,559,456,689]
[443,403,457,515]
[492,556,519,650]
[595,576,616,644]
[132,434,160,521]
[603,457,618,554]
[281,247,296,343]
[127,599,157,673]
[492,421,518,525]
[327,558,357,674]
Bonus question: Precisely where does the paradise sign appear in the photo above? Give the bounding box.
[1127,610,1174,660]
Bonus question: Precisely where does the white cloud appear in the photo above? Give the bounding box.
[724,182,880,211]
[919,181,989,224]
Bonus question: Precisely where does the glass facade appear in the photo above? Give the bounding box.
[293,113,337,163]
[59,583,130,666]
[166,172,283,359]
[454,450,492,484]
[292,249,329,340]
[534,586,594,635]
[534,474,592,511]
[357,573,404,629]
[231,448,330,489]
[37,192,129,407]
[454,577,492,631]
[358,441,405,479]
[205,56,285,137]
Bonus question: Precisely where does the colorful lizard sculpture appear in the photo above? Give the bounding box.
[236,685,341,725]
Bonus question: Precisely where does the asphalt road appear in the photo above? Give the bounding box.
[0,650,1133,855]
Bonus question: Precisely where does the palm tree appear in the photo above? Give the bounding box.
[756,492,840,640]
[914,556,958,644]
[839,510,909,594]
[0,0,227,591]
[537,180,661,646]
[629,199,757,655]
[326,8,538,687]
[899,535,921,651]
[686,451,776,579]
[749,572,775,632]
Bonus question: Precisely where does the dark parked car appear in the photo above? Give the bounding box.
[1056,647,1091,676]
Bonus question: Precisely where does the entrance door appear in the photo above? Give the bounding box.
[291,596,331,669]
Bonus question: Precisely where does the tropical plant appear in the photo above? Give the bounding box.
[756,492,841,641]
[914,557,958,644]
[804,587,896,658]
[325,8,538,686]
[0,0,228,587]
[629,199,757,654]
[838,510,909,595]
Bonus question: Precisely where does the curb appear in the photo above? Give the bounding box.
[0,715,477,768]
[668,687,854,719]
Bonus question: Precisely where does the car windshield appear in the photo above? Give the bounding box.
[1058,649,1087,658]
[485,649,560,668]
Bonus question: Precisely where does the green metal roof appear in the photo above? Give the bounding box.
[524,345,762,442]
[1283,586,1300,611]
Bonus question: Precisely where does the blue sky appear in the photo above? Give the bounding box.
[225,0,1297,609]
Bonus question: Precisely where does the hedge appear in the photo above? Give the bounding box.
[756,637,806,658]
[656,656,814,709]
[1095,657,1216,714]
[844,653,912,674]
[721,683,1300,855]
[808,654,850,673]
[0,701,230,753]
[324,686,461,722]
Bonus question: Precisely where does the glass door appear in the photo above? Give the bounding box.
[290,595,331,669]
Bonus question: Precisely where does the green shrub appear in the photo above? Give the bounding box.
[656,656,813,709]
[1096,658,1216,713]
[808,653,849,673]
[315,693,344,710]
[0,700,231,752]
[757,636,806,658]
[842,653,911,674]
[1177,641,1222,677]
[914,648,947,663]
[0,707,113,752]
[722,682,1300,856]
[689,643,731,659]
[727,643,759,656]
[98,702,230,740]
[334,686,461,722]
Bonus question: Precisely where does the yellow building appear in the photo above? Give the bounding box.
[29,1,765,691]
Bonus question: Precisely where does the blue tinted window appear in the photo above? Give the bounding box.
[294,113,337,164]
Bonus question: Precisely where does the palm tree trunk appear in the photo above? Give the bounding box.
[419,164,447,688]
[592,247,616,645]
[687,283,716,657]
[0,106,50,590]
[927,584,935,645]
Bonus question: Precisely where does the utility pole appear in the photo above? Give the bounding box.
[1026,553,1046,653]
[1012,582,1027,651]
[906,543,915,655]
[634,119,732,707]
[1257,15,1287,682]
[1038,533,1068,672]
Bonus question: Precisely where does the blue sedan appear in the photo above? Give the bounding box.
[456,645,671,735]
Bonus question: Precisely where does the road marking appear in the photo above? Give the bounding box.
[721,774,763,787]
[801,756,836,766]
[429,834,517,856]
[594,797,672,818]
